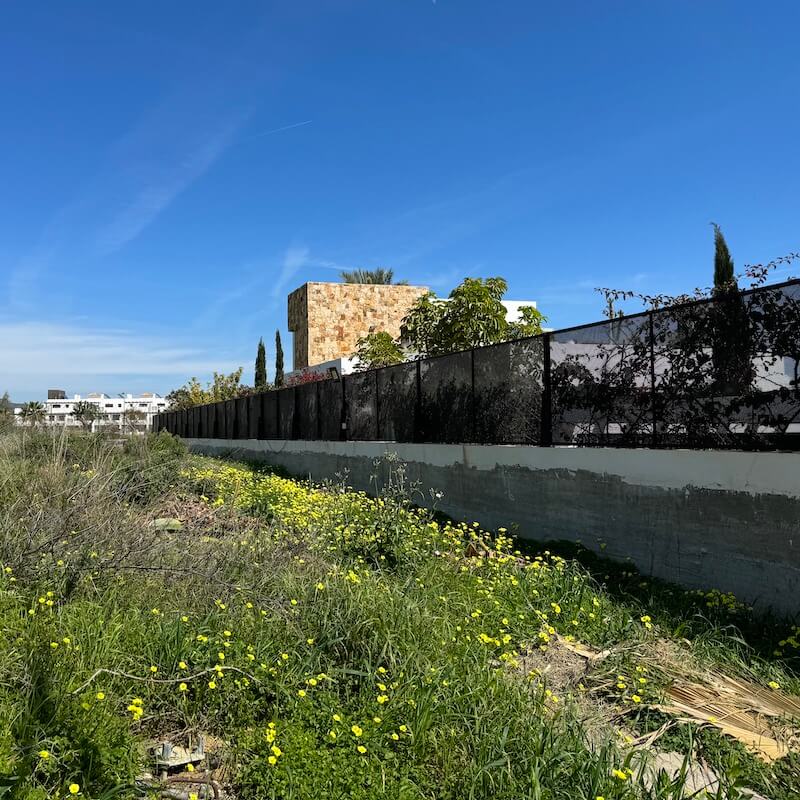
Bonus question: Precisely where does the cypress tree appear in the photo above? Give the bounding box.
[712,223,736,293]
[255,337,267,389]
[275,330,285,387]
[709,224,752,393]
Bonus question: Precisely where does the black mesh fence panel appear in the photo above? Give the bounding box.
[197,405,206,438]
[345,371,378,440]
[318,379,343,440]
[473,338,544,444]
[154,280,798,452]
[223,400,235,439]
[295,382,319,440]
[550,316,653,447]
[418,351,473,443]
[747,282,800,447]
[377,362,417,442]
[261,391,278,439]
[277,388,296,439]
[247,395,260,439]
[235,397,249,439]
[207,404,218,438]
[652,282,800,449]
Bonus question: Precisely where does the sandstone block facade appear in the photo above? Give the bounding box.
[287,282,428,370]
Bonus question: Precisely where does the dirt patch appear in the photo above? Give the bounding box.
[516,637,593,695]
[153,496,265,539]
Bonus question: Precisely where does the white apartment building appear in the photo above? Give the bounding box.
[16,391,169,432]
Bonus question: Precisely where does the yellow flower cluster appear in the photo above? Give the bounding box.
[126,697,144,721]
[264,722,282,765]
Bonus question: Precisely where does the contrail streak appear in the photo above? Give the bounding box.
[249,120,312,139]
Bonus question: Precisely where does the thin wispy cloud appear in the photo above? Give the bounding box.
[270,244,345,299]
[3,63,259,312]
[190,244,347,336]
[0,321,241,379]
[94,111,250,256]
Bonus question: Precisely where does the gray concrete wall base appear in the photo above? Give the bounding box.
[185,438,800,617]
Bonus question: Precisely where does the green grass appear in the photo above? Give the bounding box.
[0,429,798,799]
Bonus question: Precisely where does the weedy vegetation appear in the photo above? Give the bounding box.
[0,429,798,799]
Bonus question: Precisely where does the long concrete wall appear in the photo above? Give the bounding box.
[186,438,800,617]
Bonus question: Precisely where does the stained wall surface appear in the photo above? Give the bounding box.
[185,438,800,617]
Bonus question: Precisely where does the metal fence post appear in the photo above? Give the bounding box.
[470,348,476,444]
[540,334,553,447]
[316,381,322,441]
[414,359,422,443]
[340,376,348,441]
[649,311,658,448]
[374,369,380,440]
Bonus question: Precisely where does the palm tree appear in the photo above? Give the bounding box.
[19,401,45,427]
[339,268,407,285]
[72,400,101,431]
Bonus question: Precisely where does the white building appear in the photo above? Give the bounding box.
[15,390,168,432]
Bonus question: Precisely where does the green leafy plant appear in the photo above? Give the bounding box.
[0,432,798,800]
[400,277,546,357]
[71,401,102,431]
[352,332,405,369]
[507,305,547,339]
[166,368,246,410]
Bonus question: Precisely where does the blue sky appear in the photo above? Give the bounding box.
[2,1,798,400]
